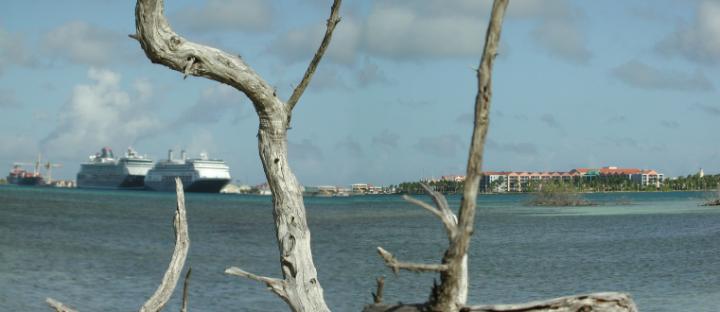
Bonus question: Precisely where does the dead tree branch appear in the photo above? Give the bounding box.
[287,0,342,112]
[140,177,190,312]
[180,267,191,312]
[376,247,448,275]
[225,267,288,300]
[46,298,78,312]
[134,1,342,311]
[371,277,385,304]
[367,1,638,311]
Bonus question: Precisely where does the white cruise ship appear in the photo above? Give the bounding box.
[144,149,231,193]
[76,147,154,190]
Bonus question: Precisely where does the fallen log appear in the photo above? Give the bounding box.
[363,292,637,312]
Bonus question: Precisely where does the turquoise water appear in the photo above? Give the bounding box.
[1,186,719,311]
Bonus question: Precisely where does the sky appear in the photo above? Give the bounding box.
[0,0,719,186]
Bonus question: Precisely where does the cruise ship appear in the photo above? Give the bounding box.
[76,147,154,190]
[144,149,231,193]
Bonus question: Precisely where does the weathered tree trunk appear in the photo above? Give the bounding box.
[430,1,508,310]
[133,1,341,311]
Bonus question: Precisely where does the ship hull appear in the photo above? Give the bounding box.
[145,178,230,193]
[7,176,44,186]
[77,174,146,190]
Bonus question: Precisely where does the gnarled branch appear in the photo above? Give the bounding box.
[136,2,341,310]
[134,0,278,109]
[376,247,448,275]
[140,177,190,312]
[46,298,78,312]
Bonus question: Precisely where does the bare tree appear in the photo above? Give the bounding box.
[365,1,638,311]
[133,0,341,311]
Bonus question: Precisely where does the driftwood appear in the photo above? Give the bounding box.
[46,298,78,312]
[134,0,342,310]
[47,178,190,312]
[363,292,637,312]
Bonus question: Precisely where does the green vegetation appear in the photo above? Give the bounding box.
[395,173,720,195]
[528,182,593,207]
[664,174,720,191]
[395,180,464,195]
[0,178,6,185]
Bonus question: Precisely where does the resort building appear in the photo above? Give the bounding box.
[480,166,664,192]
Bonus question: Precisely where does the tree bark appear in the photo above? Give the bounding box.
[134,1,341,311]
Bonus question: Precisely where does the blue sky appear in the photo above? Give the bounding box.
[1,0,718,186]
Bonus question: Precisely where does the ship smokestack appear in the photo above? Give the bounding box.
[168,149,174,161]
[181,150,187,161]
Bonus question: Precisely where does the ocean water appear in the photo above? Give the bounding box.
[1,186,719,311]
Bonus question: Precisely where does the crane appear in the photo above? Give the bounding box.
[43,161,63,184]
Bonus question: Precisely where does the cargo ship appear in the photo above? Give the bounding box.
[76,147,154,190]
[6,165,44,186]
[144,149,231,193]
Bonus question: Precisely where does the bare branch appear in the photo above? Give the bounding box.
[180,267,191,312]
[286,0,342,112]
[418,183,452,217]
[403,195,456,237]
[376,247,448,275]
[225,267,288,299]
[140,177,190,312]
[135,0,278,109]
[46,298,78,312]
[402,194,443,220]
[371,276,385,304]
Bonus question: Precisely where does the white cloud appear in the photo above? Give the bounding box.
[612,60,714,91]
[364,2,487,60]
[42,21,124,66]
[656,0,720,65]
[41,68,160,158]
[174,0,273,33]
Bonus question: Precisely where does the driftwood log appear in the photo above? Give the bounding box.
[363,292,638,312]
[47,178,190,312]
[134,0,342,310]
[370,1,638,312]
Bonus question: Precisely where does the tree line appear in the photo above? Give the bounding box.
[394,174,720,194]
